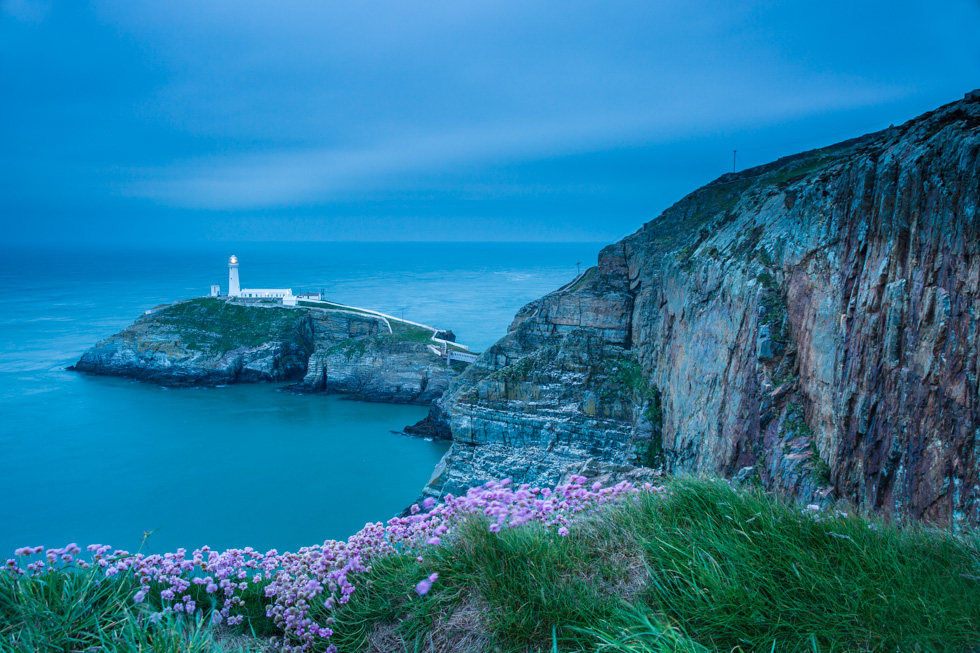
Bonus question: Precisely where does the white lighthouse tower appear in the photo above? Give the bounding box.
[228,255,241,297]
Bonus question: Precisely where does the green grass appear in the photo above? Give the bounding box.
[299,300,380,318]
[6,480,979,652]
[0,564,136,650]
[607,358,647,394]
[323,330,475,364]
[323,479,980,652]
[325,337,372,360]
[324,516,635,653]
[388,321,474,352]
[757,280,789,343]
[156,298,309,355]
[389,321,437,344]
[765,152,837,187]
[0,564,265,652]
[172,298,478,357]
[566,267,597,294]
[603,480,980,653]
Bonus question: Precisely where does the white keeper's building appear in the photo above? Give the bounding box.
[210,255,297,306]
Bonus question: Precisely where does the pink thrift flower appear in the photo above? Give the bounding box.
[558,527,569,537]
[426,537,440,546]
[415,572,438,596]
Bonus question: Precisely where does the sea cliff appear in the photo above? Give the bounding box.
[420,90,980,527]
[72,298,464,405]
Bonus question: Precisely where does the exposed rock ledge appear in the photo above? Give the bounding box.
[71,298,465,405]
[417,90,980,528]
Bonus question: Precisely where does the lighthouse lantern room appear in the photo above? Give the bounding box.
[228,255,241,296]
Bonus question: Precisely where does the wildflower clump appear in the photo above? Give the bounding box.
[4,475,661,652]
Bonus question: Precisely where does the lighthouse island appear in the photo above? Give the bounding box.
[71,255,478,406]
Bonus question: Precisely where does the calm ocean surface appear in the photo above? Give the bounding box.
[0,242,603,556]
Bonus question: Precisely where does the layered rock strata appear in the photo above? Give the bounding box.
[420,91,980,527]
[73,298,462,404]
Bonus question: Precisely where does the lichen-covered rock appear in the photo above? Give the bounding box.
[421,91,980,527]
[73,298,466,405]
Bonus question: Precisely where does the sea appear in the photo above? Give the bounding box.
[0,241,604,557]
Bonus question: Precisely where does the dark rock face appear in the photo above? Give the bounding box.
[74,298,463,405]
[421,92,980,527]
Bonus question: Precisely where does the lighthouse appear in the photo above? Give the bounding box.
[211,255,294,303]
[228,255,241,296]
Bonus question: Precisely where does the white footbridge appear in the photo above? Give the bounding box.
[441,344,479,365]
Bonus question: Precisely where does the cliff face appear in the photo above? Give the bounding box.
[297,311,461,405]
[423,91,980,527]
[73,298,463,405]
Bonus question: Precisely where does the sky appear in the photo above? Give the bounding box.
[2,1,979,244]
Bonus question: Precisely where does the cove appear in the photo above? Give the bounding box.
[1,378,441,555]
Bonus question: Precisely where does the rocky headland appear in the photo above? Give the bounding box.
[418,90,980,528]
[72,298,467,405]
[70,91,980,527]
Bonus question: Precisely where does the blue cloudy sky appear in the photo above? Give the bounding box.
[2,1,979,243]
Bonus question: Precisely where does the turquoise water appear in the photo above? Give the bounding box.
[0,242,603,556]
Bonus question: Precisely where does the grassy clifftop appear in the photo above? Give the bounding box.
[152,299,469,355]
[142,298,311,355]
[4,478,979,652]
[75,296,474,390]
[332,480,980,653]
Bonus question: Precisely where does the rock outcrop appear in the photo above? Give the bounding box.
[73,298,464,405]
[298,311,460,405]
[420,91,980,527]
